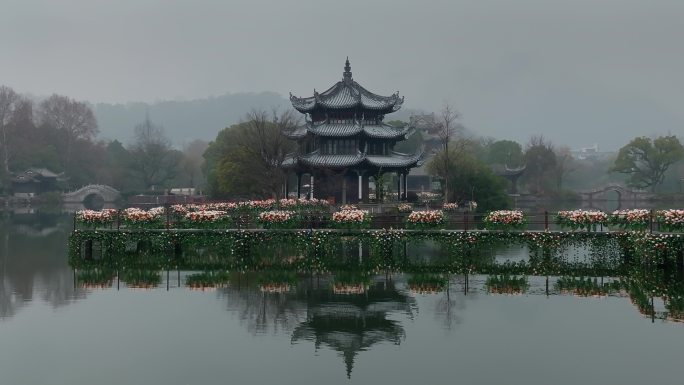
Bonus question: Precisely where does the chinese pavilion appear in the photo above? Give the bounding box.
[283,58,422,203]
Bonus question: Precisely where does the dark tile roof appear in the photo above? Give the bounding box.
[284,122,412,140]
[290,60,404,113]
[366,150,423,168]
[283,148,423,169]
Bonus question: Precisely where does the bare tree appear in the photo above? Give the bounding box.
[436,104,460,203]
[180,139,209,189]
[37,94,98,174]
[234,109,299,199]
[0,86,18,175]
[0,86,27,175]
[128,116,180,190]
[554,145,578,190]
[523,136,557,194]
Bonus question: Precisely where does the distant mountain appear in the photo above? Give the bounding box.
[93,91,290,145]
[92,91,426,145]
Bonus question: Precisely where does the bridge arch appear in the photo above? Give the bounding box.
[578,184,654,205]
[63,184,120,204]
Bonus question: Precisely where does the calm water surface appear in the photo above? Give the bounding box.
[0,211,681,385]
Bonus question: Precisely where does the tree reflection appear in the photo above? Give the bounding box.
[1,211,84,320]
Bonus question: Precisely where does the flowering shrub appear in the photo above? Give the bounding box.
[483,210,526,231]
[397,203,413,213]
[279,198,299,209]
[609,209,651,231]
[257,210,297,229]
[406,210,445,229]
[442,203,459,212]
[331,209,370,228]
[656,209,684,232]
[171,204,189,216]
[556,210,608,231]
[122,207,164,228]
[75,209,118,228]
[279,198,330,213]
[206,202,239,212]
[183,210,229,228]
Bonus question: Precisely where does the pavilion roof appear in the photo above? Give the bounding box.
[283,121,412,140]
[289,58,404,113]
[283,148,423,169]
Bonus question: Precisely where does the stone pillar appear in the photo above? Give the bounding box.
[296,173,302,199]
[403,172,408,201]
[397,171,401,201]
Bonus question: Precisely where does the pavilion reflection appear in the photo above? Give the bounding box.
[213,272,415,377]
[291,277,414,378]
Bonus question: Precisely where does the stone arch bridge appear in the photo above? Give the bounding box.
[63,184,120,203]
[578,184,655,203]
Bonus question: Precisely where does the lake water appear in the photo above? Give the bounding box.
[1,210,682,385]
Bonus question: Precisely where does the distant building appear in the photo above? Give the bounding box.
[408,113,442,156]
[572,144,614,161]
[283,59,422,203]
[11,168,60,197]
[170,187,197,196]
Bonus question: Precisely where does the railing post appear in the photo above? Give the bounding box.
[463,211,468,232]
[544,211,549,231]
[650,209,654,234]
[165,203,171,230]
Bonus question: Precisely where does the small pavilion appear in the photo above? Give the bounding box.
[283,59,422,204]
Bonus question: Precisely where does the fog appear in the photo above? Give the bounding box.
[2,0,683,149]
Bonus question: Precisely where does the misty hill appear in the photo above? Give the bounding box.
[93,92,290,145]
[93,92,422,145]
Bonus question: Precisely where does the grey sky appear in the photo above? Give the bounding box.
[2,0,683,149]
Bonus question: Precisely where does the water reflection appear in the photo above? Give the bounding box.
[0,209,83,319]
[206,272,414,377]
[291,277,412,378]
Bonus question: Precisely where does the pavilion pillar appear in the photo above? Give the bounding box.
[358,174,362,201]
[284,174,289,199]
[296,173,302,199]
[362,174,370,203]
[310,174,314,200]
[355,170,365,203]
[341,174,347,204]
[403,171,409,201]
[397,171,401,201]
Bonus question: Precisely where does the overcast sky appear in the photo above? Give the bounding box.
[2,0,683,149]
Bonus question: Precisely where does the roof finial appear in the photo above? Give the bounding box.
[343,57,352,81]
